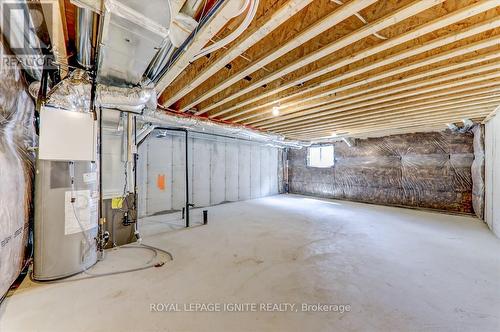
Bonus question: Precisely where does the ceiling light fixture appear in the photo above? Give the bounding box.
[272,105,280,116]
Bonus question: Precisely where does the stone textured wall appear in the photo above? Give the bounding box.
[288,131,475,213]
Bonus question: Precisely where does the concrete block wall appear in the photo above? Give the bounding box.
[288,130,476,214]
[137,132,281,217]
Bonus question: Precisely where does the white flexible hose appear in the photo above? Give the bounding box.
[235,0,251,16]
[192,0,259,61]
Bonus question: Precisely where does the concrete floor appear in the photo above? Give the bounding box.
[1,194,500,331]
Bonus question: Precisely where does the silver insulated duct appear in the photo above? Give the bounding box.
[76,7,97,68]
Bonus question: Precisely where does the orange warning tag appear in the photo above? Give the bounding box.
[157,174,166,191]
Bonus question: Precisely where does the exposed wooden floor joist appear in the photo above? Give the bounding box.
[259,79,500,130]
[287,111,491,139]
[236,41,500,124]
[42,0,69,78]
[152,0,500,140]
[158,0,314,108]
[252,58,500,122]
[280,102,500,136]
[200,0,445,117]
[254,61,500,131]
[203,0,500,121]
[171,0,379,112]
[237,17,500,124]
[276,93,500,133]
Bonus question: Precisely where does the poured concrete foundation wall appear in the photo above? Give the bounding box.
[485,112,500,237]
[137,132,281,217]
[288,131,475,213]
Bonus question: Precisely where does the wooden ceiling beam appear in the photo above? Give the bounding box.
[287,117,483,140]
[237,17,500,124]
[287,107,493,134]
[279,100,500,135]
[164,0,378,111]
[287,110,493,140]
[158,0,314,109]
[262,79,500,131]
[281,106,498,137]
[41,0,69,78]
[255,61,500,130]
[201,0,445,117]
[274,92,500,133]
[210,0,499,120]
[312,124,449,140]
[274,87,500,131]
[237,40,500,124]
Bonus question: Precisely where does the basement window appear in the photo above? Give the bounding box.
[307,145,334,168]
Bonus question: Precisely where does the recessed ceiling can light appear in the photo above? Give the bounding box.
[272,106,280,116]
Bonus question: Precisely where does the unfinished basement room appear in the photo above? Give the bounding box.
[1,0,500,331]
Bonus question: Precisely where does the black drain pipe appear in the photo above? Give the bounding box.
[137,127,191,228]
[133,116,138,228]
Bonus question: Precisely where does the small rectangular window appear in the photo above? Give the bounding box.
[307,145,334,168]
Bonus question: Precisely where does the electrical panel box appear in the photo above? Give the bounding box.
[39,106,97,161]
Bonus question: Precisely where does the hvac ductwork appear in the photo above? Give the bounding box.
[45,69,156,113]
[46,69,92,111]
[96,85,157,113]
[45,70,304,149]
[140,109,306,149]
[76,7,98,69]
[143,40,176,86]
[447,119,475,134]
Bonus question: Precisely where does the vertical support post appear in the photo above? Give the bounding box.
[133,116,138,225]
[98,105,104,258]
[203,210,208,225]
[185,130,190,228]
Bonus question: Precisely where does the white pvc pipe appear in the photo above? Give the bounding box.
[191,0,258,61]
